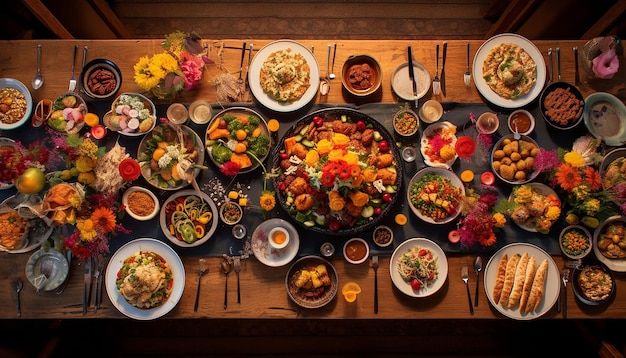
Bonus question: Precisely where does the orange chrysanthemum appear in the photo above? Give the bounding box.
[478,230,497,247]
[555,163,582,192]
[584,166,602,191]
[90,206,117,233]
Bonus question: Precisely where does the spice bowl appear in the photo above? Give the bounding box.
[122,186,160,221]
[559,225,592,260]
[268,226,290,249]
[393,107,419,137]
[507,109,535,136]
[373,225,394,248]
[219,201,243,225]
[343,237,369,264]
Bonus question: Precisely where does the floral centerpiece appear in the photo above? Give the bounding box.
[134,31,212,100]
[0,139,53,190]
[457,188,506,247]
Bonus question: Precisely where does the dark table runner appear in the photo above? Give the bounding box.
[3,99,586,258]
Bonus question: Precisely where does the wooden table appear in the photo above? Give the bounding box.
[1,39,625,320]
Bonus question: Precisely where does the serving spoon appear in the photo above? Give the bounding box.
[32,44,44,90]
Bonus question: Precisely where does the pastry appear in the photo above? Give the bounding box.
[492,254,508,304]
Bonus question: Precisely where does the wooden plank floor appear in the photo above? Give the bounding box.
[110,0,495,40]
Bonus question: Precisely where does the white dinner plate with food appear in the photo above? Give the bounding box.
[248,39,320,112]
[420,121,458,169]
[484,242,559,320]
[473,33,546,108]
[507,183,559,233]
[389,238,448,298]
[251,218,300,267]
[406,167,465,225]
[105,238,185,320]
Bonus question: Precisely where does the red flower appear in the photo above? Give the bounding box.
[118,158,141,181]
[220,161,241,177]
[321,173,336,187]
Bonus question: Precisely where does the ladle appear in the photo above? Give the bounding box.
[32,44,44,90]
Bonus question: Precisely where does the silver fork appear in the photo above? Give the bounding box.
[372,255,379,314]
[461,266,474,315]
[234,256,241,304]
[194,258,207,312]
[432,44,441,95]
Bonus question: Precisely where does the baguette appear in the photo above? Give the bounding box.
[492,254,508,305]
[508,252,529,309]
[499,253,520,307]
[525,258,548,314]
[518,255,537,313]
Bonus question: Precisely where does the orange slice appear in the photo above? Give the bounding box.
[84,112,100,127]
[395,213,408,225]
[267,119,280,132]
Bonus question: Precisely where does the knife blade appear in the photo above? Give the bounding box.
[407,46,418,108]
[440,42,447,97]
[83,257,92,315]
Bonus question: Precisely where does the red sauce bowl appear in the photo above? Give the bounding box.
[343,238,369,264]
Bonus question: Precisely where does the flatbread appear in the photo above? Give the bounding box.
[518,255,537,313]
[492,254,508,304]
[499,253,520,307]
[525,258,548,314]
[508,252,529,309]
[482,43,537,99]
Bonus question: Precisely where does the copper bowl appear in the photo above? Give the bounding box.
[341,54,382,97]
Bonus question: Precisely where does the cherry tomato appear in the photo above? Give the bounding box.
[418,249,428,257]
[313,116,324,126]
[378,140,390,152]
[448,229,461,244]
[356,120,366,131]
[428,271,435,281]
[277,182,286,191]
[279,152,289,160]
[374,207,382,215]
[328,221,340,231]
[410,279,421,290]
[382,193,393,202]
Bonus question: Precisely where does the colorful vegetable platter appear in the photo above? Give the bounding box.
[507,183,561,233]
[47,92,87,134]
[137,123,205,191]
[104,92,156,136]
[159,189,218,248]
[420,121,458,169]
[407,167,465,224]
[272,107,403,236]
[205,107,271,174]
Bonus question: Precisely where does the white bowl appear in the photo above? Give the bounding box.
[268,227,290,249]
[419,100,443,124]
[373,225,394,248]
[343,238,369,264]
[0,78,32,130]
[406,167,465,225]
[122,186,160,221]
[507,109,535,136]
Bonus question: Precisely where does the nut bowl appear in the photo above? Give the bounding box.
[341,54,382,97]
[559,225,592,260]
[286,256,338,309]
[80,58,122,100]
[373,225,394,248]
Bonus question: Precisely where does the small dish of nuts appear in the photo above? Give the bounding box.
[80,58,122,100]
[373,225,393,248]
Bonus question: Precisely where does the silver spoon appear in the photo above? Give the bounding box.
[473,256,483,306]
[32,44,44,90]
[329,42,337,79]
[15,279,23,317]
[513,120,521,140]
[319,45,331,95]
[221,259,232,309]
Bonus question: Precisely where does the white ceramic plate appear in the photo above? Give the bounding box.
[248,40,320,112]
[593,216,626,272]
[105,238,185,320]
[507,183,559,233]
[484,242,559,320]
[251,218,300,267]
[25,248,69,291]
[391,61,431,101]
[406,167,465,225]
[389,238,448,298]
[473,33,546,108]
[159,189,218,248]
[0,78,32,130]
[583,92,626,146]
[420,121,458,169]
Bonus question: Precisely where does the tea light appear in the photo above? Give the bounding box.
[167,103,189,125]
[268,227,289,249]
[419,100,443,123]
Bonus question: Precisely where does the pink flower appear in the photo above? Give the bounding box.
[180,57,204,90]
[592,48,619,79]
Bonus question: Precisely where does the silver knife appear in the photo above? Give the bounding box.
[407,46,418,108]
[440,42,447,97]
[83,257,92,315]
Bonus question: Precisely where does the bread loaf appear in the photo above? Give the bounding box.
[508,252,529,309]
[518,255,537,313]
[499,253,520,307]
[492,254,508,304]
[525,258,548,314]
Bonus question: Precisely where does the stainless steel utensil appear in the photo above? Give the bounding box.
[234,256,241,304]
[461,266,474,315]
[464,42,471,87]
[32,44,44,90]
[440,41,447,96]
[221,259,232,309]
[548,48,553,82]
[94,254,104,311]
[69,45,78,92]
[473,256,483,306]
[372,255,379,314]
[573,46,580,85]
[56,250,72,295]
[81,46,88,71]
[194,258,208,312]
[556,47,561,81]
[561,268,570,318]
[329,42,337,79]
[513,120,521,140]
[432,44,441,96]
[83,257,92,315]
[238,42,247,85]
[319,44,331,95]
[15,278,23,317]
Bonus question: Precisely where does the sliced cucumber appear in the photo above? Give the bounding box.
[385,185,397,193]
[361,205,374,218]
[370,198,383,207]
[301,139,315,148]
[295,212,308,222]
[303,220,316,227]
[299,125,309,136]
[294,134,303,142]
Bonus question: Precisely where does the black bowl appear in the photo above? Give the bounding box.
[571,260,616,306]
[539,81,585,130]
[80,58,122,100]
[272,107,403,236]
